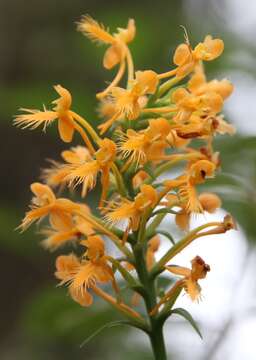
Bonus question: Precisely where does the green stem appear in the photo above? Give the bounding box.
[149,325,167,360]
[143,154,195,185]
[111,163,127,197]
[133,243,167,360]
[157,76,183,97]
[151,221,222,278]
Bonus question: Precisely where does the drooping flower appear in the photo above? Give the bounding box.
[166,255,210,301]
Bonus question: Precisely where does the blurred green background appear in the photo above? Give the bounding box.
[1,0,256,359]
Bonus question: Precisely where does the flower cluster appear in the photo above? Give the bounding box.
[15,15,237,354]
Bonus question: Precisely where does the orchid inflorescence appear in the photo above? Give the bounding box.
[15,16,237,359]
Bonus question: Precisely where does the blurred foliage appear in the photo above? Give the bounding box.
[1,0,256,359]
[203,135,256,243]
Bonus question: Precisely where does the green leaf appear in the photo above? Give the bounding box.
[170,308,203,339]
[157,230,176,245]
[80,320,132,348]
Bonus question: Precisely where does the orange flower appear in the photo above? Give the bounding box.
[134,70,159,95]
[14,15,236,331]
[179,160,216,213]
[18,182,79,231]
[164,160,216,213]
[98,71,159,134]
[132,170,149,189]
[213,115,236,136]
[55,235,116,307]
[70,258,115,306]
[118,118,171,166]
[173,35,224,77]
[55,254,93,306]
[106,184,158,232]
[77,16,136,98]
[77,16,135,70]
[193,35,224,61]
[42,146,92,189]
[175,192,222,231]
[14,85,76,142]
[65,139,116,205]
[166,255,210,301]
[166,130,191,148]
[188,159,216,185]
[188,70,233,100]
[171,87,223,123]
[41,205,94,250]
[81,235,105,261]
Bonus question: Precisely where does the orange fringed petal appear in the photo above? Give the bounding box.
[55,254,80,282]
[77,16,115,45]
[175,210,190,231]
[70,285,93,306]
[81,235,105,260]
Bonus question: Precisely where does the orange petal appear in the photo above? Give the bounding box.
[175,210,190,231]
[173,43,191,66]
[69,285,93,307]
[30,182,56,203]
[58,117,75,143]
[103,44,123,69]
[166,265,191,277]
[49,209,74,231]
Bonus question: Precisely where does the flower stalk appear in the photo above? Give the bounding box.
[14,15,236,360]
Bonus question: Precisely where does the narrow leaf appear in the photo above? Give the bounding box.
[80,320,131,348]
[170,308,203,339]
[158,230,175,245]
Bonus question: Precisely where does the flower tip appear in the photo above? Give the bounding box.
[223,214,237,231]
